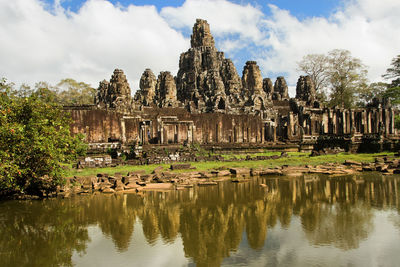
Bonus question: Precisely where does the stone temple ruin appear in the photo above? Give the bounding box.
[66,19,399,155]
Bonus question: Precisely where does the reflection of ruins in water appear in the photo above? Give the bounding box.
[79,174,400,265]
[1,174,399,266]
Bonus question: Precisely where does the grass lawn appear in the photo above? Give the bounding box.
[63,151,395,178]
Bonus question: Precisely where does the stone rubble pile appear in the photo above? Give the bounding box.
[58,156,400,198]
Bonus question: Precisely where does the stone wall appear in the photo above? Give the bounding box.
[65,19,399,153]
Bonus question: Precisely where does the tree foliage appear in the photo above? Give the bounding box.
[382,54,400,106]
[356,82,388,107]
[0,78,87,197]
[297,53,329,101]
[56,78,96,105]
[297,49,369,108]
[327,49,368,108]
[382,55,400,88]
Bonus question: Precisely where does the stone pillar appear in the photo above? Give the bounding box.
[160,122,164,144]
[332,111,337,134]
[188,123,193,143]
[192,125,196,143]
[288,112,294,138]
[121,118,126,144]
[362,111,367,133]
[174,124,178,143]
[322,112,329,134]
[390,109,395,134]
[367,111,371,133]
[385,109,390,135]
[261,125,265,143]
[349,110,354,133]
[342,111,347,134]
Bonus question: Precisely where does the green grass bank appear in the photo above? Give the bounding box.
[64,151,395,178]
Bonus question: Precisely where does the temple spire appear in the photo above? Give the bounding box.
[190,19,215,48]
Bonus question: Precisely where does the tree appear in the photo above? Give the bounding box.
[297,53,329,102]
[327,49,368,108]
[356,82,387,107]
[382,54,400,106]
[57,78,96,105]
[297,49,369,108]
[382,55,400,88]
[0,78,87,197]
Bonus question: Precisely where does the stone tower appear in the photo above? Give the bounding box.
[176,19,243,112]
[262,78,273,99]
[273,76,289,100]
[95,69,133,113]
[190,18,215,48]
[242,61,264,96]
[296,75,316,103]
[155,71,178,107]
[134,69,157,106]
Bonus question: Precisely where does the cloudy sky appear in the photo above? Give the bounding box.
[1,0,399,96]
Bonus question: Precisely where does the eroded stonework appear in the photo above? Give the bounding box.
[155,71,178,108]
[70,19,398,153]
[95,69,133,113]
[135,69,157,106]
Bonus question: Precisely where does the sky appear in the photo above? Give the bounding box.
[1,0,399,96]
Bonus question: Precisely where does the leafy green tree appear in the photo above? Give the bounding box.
[381,55,400,129]
[0,78,86,197]
[383,55,400,88]
[297,53,330,102]
[382,54,400,106]
[57,78,96,105]
[297,49,369,108]
[327,49,368,108]
[356,82,388,106]
[33,81,60,103]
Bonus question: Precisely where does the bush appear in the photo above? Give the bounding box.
[0,79,86,197]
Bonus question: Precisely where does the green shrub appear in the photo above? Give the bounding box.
[0,79,86,197]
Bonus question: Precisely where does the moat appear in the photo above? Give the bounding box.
[1,173,400,267]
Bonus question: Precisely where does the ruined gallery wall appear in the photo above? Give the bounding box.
[136,107,265,145]
[320,108,395,135]
[65,105,396,146]
[67,108,123,143]
[191,113,264,144]
[123,117,141,144]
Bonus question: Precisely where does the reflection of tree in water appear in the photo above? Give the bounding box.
[302,202,373,250]
[82,194,139,252]
[296,175,399,250]
[0,199,89,267]
[245,200,268,250]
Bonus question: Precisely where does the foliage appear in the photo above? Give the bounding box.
[0,78,87,197]
[382,54,400,88]
[326,49,368,108]
[382,86,400,106]
[297,53,330,102]
[395,114,400,130]
[56,78,96,105]
[356,82,388,106]
[297,49,369,108]
[382,54,400,106]
[11,78,96,106]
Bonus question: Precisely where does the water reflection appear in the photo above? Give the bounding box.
[0,173,399,266]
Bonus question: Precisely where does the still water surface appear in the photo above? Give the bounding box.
[1,173,400,267]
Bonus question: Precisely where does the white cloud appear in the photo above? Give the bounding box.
[1,0,399,98]
[161,0,264,42]
[0,0,188,91]
[256,0,400,95]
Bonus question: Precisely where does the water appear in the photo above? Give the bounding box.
[1,173,399,267]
